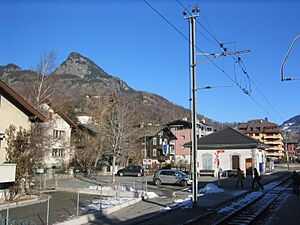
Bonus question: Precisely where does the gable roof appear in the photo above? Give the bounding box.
[43,101,77,129]
[0,79,45,122]
[135,125,177,140]
[165,119,192,129]
[185,127,267,150]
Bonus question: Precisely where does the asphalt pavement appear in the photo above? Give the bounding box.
[86,170,291,225]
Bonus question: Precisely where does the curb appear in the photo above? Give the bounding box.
[0,194,50,210]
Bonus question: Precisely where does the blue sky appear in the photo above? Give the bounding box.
[0,0,299,124]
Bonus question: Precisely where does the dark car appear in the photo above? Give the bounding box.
[117,165,144,177]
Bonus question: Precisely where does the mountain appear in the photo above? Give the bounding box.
[0,52,195,125]
[281,115,300,135]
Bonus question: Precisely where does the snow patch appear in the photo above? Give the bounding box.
[199,183,225,194]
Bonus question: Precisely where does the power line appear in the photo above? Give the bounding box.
[142,0,189,42]
[142,0,282,123]
[175,0,220,48]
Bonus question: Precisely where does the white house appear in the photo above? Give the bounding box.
[186,127,267,176]
[41,102,77,171]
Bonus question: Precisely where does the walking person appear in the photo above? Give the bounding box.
[251,168,264,190]
[290,171,299,195]
[235,167,244,188]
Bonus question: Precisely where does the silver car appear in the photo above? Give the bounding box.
[153,169,192,187]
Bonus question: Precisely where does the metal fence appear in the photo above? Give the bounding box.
[0,174,147,225]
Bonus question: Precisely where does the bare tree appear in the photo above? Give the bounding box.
[73,129,100,172]
[24,51,57,109]
[105,94,134,184]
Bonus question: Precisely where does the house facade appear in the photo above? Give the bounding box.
[40,103,77,171]
[236,119,284,161]
[0,79,45,163]
[285,138,299,162]
[185,127,267,176]
[165,119,214,167]
[136,124,177,167]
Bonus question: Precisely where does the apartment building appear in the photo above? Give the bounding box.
[236,119,284,160]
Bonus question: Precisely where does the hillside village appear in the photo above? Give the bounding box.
[0,52,299,202]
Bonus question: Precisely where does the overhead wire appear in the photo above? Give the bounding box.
[143,0,282,123]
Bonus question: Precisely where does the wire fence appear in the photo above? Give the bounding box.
[0,174,147,225]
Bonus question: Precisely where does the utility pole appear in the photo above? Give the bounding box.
[184,7,199,209]
[184,6,250,209]
[285,131,290,171]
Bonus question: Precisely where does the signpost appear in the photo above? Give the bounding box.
[215,150,225,187]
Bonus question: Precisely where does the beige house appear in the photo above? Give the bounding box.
[41,102,77,170]
[0,79,45,163]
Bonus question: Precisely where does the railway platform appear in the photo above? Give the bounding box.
[90,171,291,225]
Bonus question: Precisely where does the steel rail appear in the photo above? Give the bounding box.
[212,176,291,225]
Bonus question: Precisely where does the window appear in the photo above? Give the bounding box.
[152,137,157,145]
[53,130,65,139]
[153,149,157,156]
[52,148,65,157]
[159,138,162,145]
[163,139,168,145]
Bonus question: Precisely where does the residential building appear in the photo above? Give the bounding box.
[136,124,177,167]
[285,138,299,162]
[164,118,214,167]
[185,127,267,176]
[40,102,77,171]
[0,79,45,163]
[236,119,284,161]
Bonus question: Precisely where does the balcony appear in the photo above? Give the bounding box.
[264,140,283,145]
[263,134,283,139]
[0,164,16,183]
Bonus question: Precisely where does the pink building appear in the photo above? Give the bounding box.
[165,119,214,167]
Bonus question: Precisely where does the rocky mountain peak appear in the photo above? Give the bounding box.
[55,51,108,80]
[0,63,21,73]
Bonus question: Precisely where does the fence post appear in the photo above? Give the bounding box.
[6,203,9,225]
[100,185,102,210]
[145,176,148,193]
[76,192,79,217]
[46,195,50,225]
[44,174,47,189]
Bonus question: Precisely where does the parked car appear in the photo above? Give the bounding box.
[117,165,144,177]
[153,169,192,187]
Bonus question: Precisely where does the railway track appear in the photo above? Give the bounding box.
[211,176,292,225]
[183,175,292,225]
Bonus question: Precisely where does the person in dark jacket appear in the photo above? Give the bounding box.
[251,168,264,190]
[235,167,244,188]
[290,171,299,195]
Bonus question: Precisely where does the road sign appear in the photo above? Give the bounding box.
[143,159,152,165]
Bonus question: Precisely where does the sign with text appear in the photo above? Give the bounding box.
[217,150,225,153]
[143,159,152,165]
